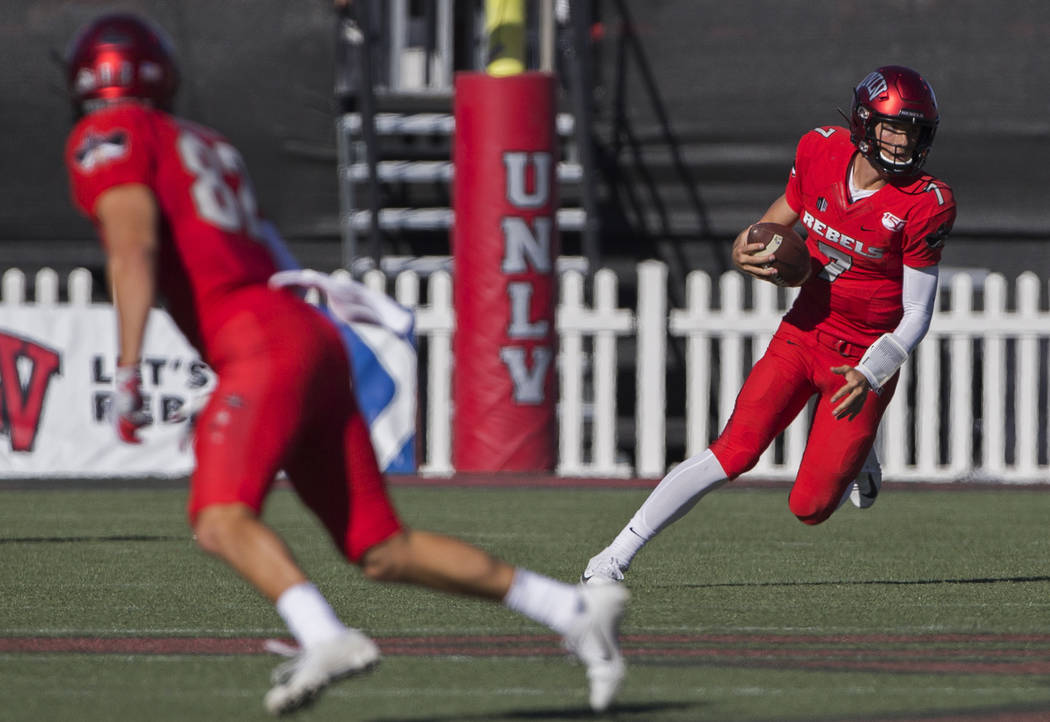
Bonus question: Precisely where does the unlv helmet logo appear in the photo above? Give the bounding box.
[0,332,62,452]
[858,71,888,100]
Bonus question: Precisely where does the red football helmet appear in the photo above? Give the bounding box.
[66,13,179,116]
[849,65,939,177]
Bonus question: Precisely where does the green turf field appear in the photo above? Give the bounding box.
[2,483,1050,721]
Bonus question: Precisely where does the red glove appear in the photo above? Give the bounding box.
[114,362,150,444]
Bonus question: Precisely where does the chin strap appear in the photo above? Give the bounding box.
[854,332,909,392]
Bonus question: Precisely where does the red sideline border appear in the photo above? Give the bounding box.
[6,630,1050,660]
[1,474,1047,491]
[385,474,1050,491]
[4,633,1049,721]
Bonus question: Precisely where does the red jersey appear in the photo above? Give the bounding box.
[65,103,278,356]
[782,126,956,346]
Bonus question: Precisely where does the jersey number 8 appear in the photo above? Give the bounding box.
[177,130,261,239]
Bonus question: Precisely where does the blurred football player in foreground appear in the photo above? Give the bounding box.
[583,65,956,584]
[64,13,626,715]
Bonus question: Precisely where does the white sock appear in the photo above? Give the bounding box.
[503,568,582,636]
[606,449,729,565]
[605,524,648,565]
[275,582,349,649]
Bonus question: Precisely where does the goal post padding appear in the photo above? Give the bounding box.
[452,72,559,472]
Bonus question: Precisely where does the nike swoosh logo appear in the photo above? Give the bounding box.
[580,572,600,585]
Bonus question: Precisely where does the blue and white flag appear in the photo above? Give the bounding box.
[263,224,417,473]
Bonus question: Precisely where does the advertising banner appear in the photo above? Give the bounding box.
[0,298,416,478]
[0,306,212,477]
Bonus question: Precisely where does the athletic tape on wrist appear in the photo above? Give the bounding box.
[855,332,909,391]
[114,362,141,386]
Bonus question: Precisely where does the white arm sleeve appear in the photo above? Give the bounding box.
[854,264,939,390]
[893,264,939,351]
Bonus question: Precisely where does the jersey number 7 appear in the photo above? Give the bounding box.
[816,241,853,282]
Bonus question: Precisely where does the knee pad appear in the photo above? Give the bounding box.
[708,440,758,480]
[788,491,835,526]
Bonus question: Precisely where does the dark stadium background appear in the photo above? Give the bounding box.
[4,0,1049,280]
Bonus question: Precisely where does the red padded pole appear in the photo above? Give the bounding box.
[452,72,559,472]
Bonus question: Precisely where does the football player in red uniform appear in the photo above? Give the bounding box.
[64,14,626,715]
[583,65,956,584]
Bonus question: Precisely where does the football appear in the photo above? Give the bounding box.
[748,222,811,287]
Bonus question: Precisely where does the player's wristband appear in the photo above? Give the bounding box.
[854,333,909,392]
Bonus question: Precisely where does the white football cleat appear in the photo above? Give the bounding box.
[580,551,629,584]
[563,582,629,712]
[850,448,882,509]
[263,629,380,715]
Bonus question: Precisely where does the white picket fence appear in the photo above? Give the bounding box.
[3,263,1049,482]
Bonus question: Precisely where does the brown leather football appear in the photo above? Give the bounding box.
[748,222,811,287]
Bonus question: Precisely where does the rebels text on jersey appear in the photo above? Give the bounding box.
[65,103,278,356]
[782,126,956,346]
